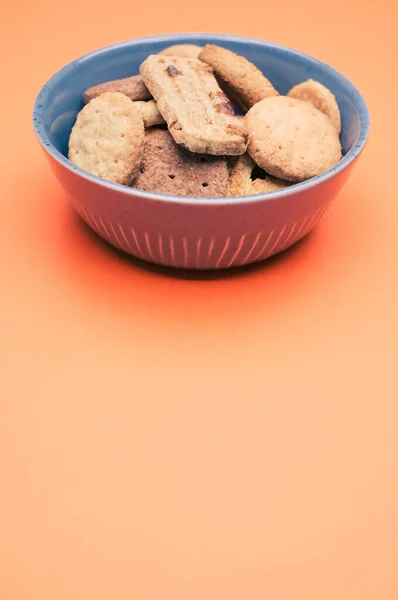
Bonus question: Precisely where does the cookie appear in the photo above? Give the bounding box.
[226,153,292,196]
[159,44,202,59]
[246,96,342,182]
[134,100,165,127]
[198,44,278,113]
[68,92,145,184]
[132,128,229,197]
[83,74,151,104]
[140,55,248,155]
[287,79,341,134]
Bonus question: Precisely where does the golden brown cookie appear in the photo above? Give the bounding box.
[159,44,202,59]
[83,75,151,104]
[198,44,278,112]
[132,128,229,197]
[68,92,144,184]
[287,79,341,134]
[226,154,292,196]
[133,100,165,127]
[246,96,342,182]
[140,55,248,155]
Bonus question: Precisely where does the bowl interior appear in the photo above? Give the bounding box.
[35,34,367,171]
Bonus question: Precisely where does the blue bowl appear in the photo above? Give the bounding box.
[33,33,370,269]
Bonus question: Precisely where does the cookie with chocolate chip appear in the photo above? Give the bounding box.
[140,55,248,155]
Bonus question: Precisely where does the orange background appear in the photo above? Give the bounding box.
[1,1,398,599]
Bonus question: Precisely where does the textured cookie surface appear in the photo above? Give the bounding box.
[133,100,165,127]
[83,75,151,104]
[226,154,292,196]
[287,79,341,133]
[68,92,145,184]
[246,96,342,182]
[199,44,278,112]
[159,44,202,58]
[132,128,229,197]
[140,55,248,155]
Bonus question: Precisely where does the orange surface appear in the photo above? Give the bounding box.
[1,1,398,599]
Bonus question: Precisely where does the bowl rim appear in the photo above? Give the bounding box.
[33,32,370,206]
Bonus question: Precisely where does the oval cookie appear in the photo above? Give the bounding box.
[227,154,292,196]
[159,44,202,59]
[246,96,342,182]
[199,44,278,112]
[83,75,151,104]
[68,92,144,184]
[287,79,341,134]
[132,128,229,197]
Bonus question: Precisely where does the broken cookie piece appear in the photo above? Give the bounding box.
[133,100,165,127]
[226,153,292,196]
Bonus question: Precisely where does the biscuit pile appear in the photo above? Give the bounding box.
[68,43,342,197]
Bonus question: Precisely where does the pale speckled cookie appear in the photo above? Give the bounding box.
[132,128,229,197]
[83,74,151,104]
[140,55,248,155]
[198,44,278,112]
[68,92,144,184]
[159,44,202,58]
[226,153,292,196]
[246,96,342,182]
[133,100,165,127]
[287,79,341,134]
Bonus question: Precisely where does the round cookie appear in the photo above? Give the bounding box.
[287,79,341,134]
[198,44,278,112]
[245,96,342,182]
[226,153,292,196]
[68,92,144,184]
[159,44,202,59]
[132,128,229,197]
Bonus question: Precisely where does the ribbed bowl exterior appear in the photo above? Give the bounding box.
[50,157,353,269]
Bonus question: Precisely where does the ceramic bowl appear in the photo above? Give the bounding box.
[33,33,369,269]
